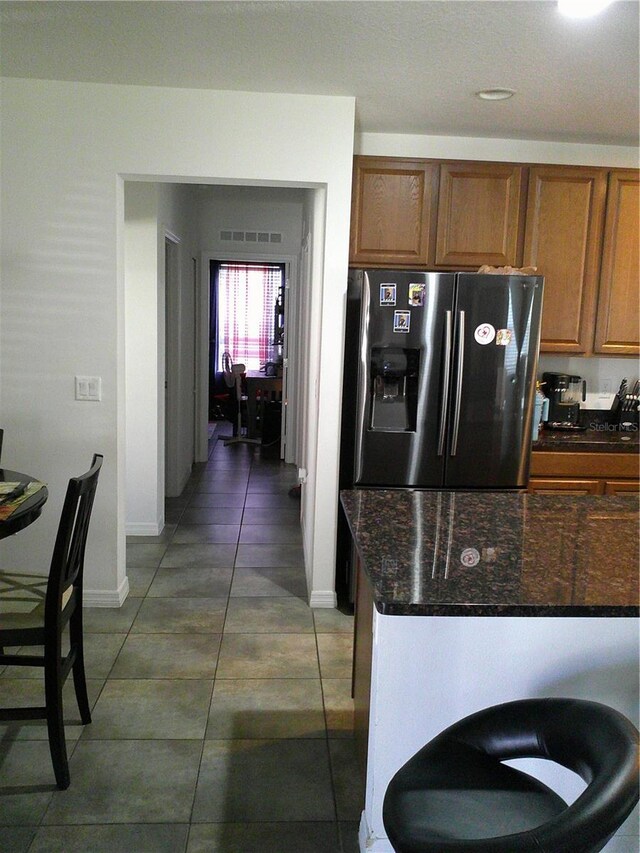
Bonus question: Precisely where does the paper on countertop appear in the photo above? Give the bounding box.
[583,392,616,411]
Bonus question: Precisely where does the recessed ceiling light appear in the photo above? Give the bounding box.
[476,88,516,101]
[558,0,614,18]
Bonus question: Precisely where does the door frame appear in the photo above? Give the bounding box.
[196,250,299,463]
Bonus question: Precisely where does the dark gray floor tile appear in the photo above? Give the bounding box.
[193,479,248,495]
[186,822,341,853]
[126,543,168,568]
[165,508,185,524]
[0,827,36,853]
[235,542,304,568]
[187,492,245,508]
[0,741,57,823]
[224,597,313,633]
[317,634,354,678]
[216,633,318,679]
[126,566,158,597]
[313,608,355,634]
[131,597,227,634]
[241,506,300,525]
[127,525,177,545]
[173,524,240,544]
[84,679,213,739]
[110,634,221,679]
[243,492,299,508]
[192,739,335,822]
[206,678,324,739]
[339,822,361,853]
[0,678,103,741]
[148,567,233,599]
[329,739,366,821]
[0,635,125,682]
[174,507,244,525]
[29,824,189,853]
[239,524,302,545]
[322,678,355,739]
[230,566,307,599]
[160,544,237,569]
[83,597,143,633]
[43,740,202,824]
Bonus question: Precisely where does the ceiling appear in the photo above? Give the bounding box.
[1,1,638,146]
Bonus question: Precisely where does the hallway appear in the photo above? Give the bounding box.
[0,434,363,852]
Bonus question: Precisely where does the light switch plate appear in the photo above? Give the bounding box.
[75,375,102,401]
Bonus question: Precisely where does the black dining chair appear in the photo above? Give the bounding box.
[0,454,103,789]
[0,427,4,463]
[383,698,639,853]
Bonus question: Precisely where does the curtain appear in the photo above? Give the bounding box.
[217,263,282,370]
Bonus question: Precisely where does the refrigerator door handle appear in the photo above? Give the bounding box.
[437,310,453,456]
[450,309,465,456]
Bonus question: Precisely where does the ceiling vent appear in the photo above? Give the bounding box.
[220,230,283,244]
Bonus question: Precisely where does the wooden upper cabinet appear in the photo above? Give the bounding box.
[522,166,607,354]
[593,170,640,355]
[350,157,436,266]
[434,162,524,267]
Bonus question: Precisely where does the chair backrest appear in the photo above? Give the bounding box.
[45,454,103,623]
[0,428,4,464]
[432,698,639,851]
[222,351,235,389]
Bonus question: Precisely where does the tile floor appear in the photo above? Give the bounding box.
[0,431,363,852]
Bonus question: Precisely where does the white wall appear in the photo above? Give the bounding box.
[356,132,639,168]
[124,183,164,537]
[157,183,199,498]
[0,77,355,606]
[125,180,198,538]
[196,184,305,256]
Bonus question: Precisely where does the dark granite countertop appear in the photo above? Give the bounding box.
[340,489,639,618]
[533,426,639,454]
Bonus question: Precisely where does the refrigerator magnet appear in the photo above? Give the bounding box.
[474,323,495,345]
[408,283,425,307]
[460,547,480,568]
[496,328,512,346]
[380,284,396,306]
[393,310,411,333]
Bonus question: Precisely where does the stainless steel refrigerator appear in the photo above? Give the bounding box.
[336,268,544,601]
[339,269,544,491]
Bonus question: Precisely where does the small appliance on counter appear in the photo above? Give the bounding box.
[541,372,586,430]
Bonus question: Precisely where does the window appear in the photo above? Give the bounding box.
[215,262,283,371]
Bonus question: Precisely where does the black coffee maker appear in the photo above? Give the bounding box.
[542,372,587,430]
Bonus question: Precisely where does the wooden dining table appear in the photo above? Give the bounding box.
[0,469,48,540]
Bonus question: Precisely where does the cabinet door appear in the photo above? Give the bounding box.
[603,479,640,495]
[528,478,604,495]
[523,166,607,353]
[593,170,640,355]
[435,162,524,267]
[350,157,436,266]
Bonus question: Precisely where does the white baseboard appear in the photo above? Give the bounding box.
[83,576,130,608]
[126,521,162,536]
[359,811,392,852]
[309,589,337,608]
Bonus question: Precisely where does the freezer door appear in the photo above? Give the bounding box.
[444,274,543,489]
[352,270,456,487]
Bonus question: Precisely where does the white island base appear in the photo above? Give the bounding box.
[357,612,639,853]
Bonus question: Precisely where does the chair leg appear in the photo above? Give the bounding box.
[44,639,70,790]
[70,613,91,725]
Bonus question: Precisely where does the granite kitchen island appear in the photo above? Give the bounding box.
[341,489,639,853]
